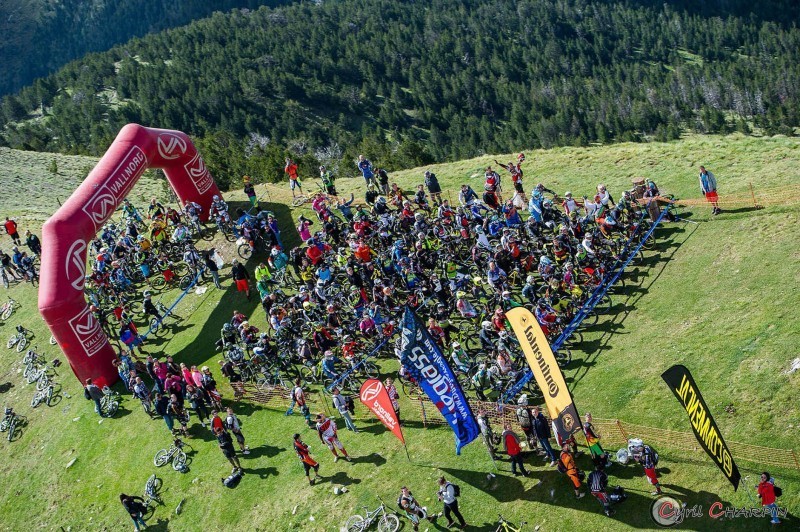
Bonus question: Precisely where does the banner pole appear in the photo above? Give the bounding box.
[403,442,411,463]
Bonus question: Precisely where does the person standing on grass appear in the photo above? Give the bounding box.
[588,460,614,517]
[437,476,467,529]
[315,413,351,462]
[231,259,251,301]
[294,433,322,485]
[559,443,585,499]
[633,441,662,495]
[204,250,222,289]
[357,155,376,188]
[4,217,21,246]
[84,378,105,417]
[288,377,311,424]
[186,385,209,428]
[24,230,41,257]
[757,472,781,525]
[215,426,243,473]
[243,176,257,209]
[285,158,303,199]
[132,377,153,416]
[120,494,148,531]
[699,165,720,215]
[424,170,442,206]
[332,388,358,433]
[583,412,606,459]
[225,407,250,455]
[154,392,174,433]
[502,423,530,477]
[533,406,558,467]
[384,377,401,424]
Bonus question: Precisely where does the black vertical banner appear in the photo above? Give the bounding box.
[661,365,741,490]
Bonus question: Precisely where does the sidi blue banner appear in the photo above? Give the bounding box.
[400,307,480,454]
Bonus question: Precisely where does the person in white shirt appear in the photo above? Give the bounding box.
[437,476,466,528]
[332,388,358,432]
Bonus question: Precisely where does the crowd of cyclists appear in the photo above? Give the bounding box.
[78,156,665,427]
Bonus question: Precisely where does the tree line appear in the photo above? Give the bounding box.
[1,0,799,191]
[0,0,294,97]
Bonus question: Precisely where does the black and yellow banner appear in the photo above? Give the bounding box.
[506,307,581,442]
[662,365,741,490]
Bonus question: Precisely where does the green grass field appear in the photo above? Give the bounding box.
[0,134,798,531]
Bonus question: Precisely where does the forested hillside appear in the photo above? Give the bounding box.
[0,0,294,97]
[2,0,800,190]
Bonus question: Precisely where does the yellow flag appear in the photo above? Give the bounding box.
[506,307,581,441]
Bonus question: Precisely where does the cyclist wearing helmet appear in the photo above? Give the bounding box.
[414,185,431,212]
[319,165,337,196]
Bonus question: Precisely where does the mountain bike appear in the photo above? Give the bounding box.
[31,382,56,408]
[154,438,188,470]
[100,386,120,417]
[344,497,400,532]
[495,515,527,532]
[143,473,163,513]
[1,297,18,320]
[149,301,181,336]
[0,407,25,441]
[7,325,32,351]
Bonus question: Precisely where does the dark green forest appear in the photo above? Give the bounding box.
[0,0,293,96]
[2,0,800,189]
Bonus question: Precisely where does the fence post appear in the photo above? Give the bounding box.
[615,420,628,441]
[792,449,800,471]
[418,397,428,427]
[749,182,761,209]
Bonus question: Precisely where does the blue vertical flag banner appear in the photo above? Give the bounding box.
[400,307,480,454]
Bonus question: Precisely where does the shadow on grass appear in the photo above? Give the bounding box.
[326,470,362,486]
[246,443,286,459]
[568,222,699,393]
[246,465,279,479]
[351,452,387,466]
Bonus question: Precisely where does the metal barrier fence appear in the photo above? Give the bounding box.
[231,382,800,470]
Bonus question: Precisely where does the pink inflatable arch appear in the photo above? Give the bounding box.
[39,124,221,386]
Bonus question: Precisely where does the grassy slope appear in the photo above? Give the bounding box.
[0,134,798,531]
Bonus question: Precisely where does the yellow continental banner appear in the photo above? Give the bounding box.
[506,307,581,441]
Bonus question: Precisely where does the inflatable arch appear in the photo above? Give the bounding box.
[39,124,222,386]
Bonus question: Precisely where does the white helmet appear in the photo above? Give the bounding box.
[481,321,493,330]
[213,195,220,201]
[616,448,630,465]
[517,394,529,406]
[526,275,536,284]
[415,212,424,220]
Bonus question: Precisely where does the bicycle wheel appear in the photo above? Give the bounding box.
[49,335,57,345]
[292,196,308,207]
[555,348,572,368]
[151,277,166,291]
[172,451,187,470]
[150,317,161,334]
[1,274,8,289]
[172,263,189,277]
[456,372,473,391]
[154,449,170,467]
[237,244,253,260]
[6,335,17,349]
[378,514,400,532]
[361,361,379,379]
[16,337,27,352]
[299,365,318,385]
[1,306,12,320]
[179,275,194,291]
[105,400,119,417]
[149,475,163,493]
[36,373,49,391]
[344,515,365,532]
[31,392,43,408]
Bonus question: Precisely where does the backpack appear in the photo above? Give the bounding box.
[557,460,568,474]
[84,388,91,400]
[610,485,627,503]
[645,445,659,466]
[450,483,461,497]
[345,395,355,414]
[774,485,783,497]
[222,469,243,488]
[516,407,532,429]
